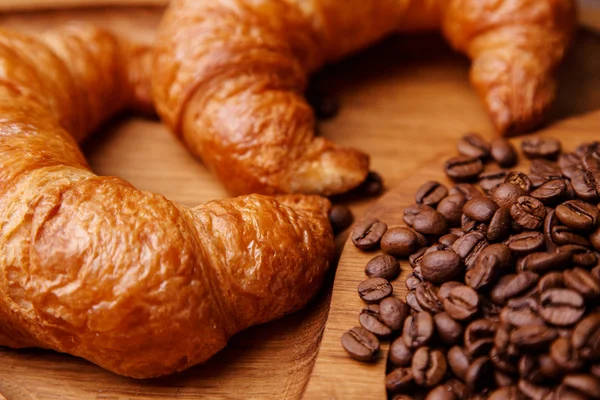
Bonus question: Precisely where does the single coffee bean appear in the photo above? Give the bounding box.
[506,231,545,255]
[530,179,567,205]
[452,232,489,270]
[518,250,572,273]
[443,379,467,397]
[576,141,600,158]
[385,367,414,393]
[416,181,449,206]
[510,324,557,351]
[412,209,450,236]
[551,337,584,372]
[530,158,560,176]
[559,152,582,179]
[538,353,562,379]
[464,196,499,223]
[449,183,482,200]
[389,337,414,367]
[425,385,457,400]
[438,281,463,305]
[538,272,566,292]
[490,138,518,167]
[558,244,598,267]
[445,156,484,182]
[529,173,555,189]
[555,200,600,232]
[511,196,547,231]
[359,304,393,337]
[437,194,467,226]
[518,354,546,384]
[571,169,600,202]
[379,296,410,332]
[562,374,600,399]
[488,386,521,400]
[351,217,388,250]
[500,298,546,327]
[487,207,511,242]
[505,171,533,193]
[479,170,508,193]
[412,347,448,387]
[365,254,400,281]
[582,152,600,171]
[461,214,483,234]
[439,233,460,248]
[564,268,600,299]
[522,137,561,160]
[341,326,380,361]
[465,356,494,392]
[409,247,427,268]
[447,346,471,381]
[381,227,428,258]
[403,311,434,349]
[457,133,491,159]
[416,282,445,314]
[502,272,540,303]
[421,251,464,284]
[491,183,528,210]
[551,225,591,247]
[406,272,424,291]
[572,314,600,360]
[406,292,424,312]
[355,171,384,197]
[464,319,497,357]
[358,277,393,304]
[444,285,479,321]
[329,204,354,234]
[539,288,585,326]
[404,204,435,227]
[434,312,463,345]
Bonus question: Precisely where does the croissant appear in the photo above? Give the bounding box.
[152,0,576,196]
[0,25,334,378]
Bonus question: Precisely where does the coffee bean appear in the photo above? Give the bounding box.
[458,133,491,159]
[522,137,561,160]
[437,194,467,226]
[466,245,512,291]
[409,247,427,268]
[359,304,393,337]
[421,251,464,284]
[464,196,499,223]
[576,141,600,158]
[385,367,414,393]
[518,354,546,384]
[518,251,572,273]
[511,196,547,231]
[558,245,598,267]
[488,386,521,400]
[551,337,584,372]
[551,225,591,247]
[403,311,434,349]
[529,173,555,189]
[358,277,393,304]
[351,217,388,250]
[445,156,484,182]
[406,272,424,291]
[405,204,435,227]
[412,347,447,387]
[564,268,600,299]
[465,356,494,392]
[500,298,546,327]
[407,292,424,312]
[389,337,414,367]
[506,231,545,255]
[464,319,497,357]
[412,209,450,236]
[380,296,411,331]
[341,326,380,361]
[538,272,566,292]
[425,385,457,400]
[562,374,600,399]
[494,371,517,388]
[487,207,511,242]
[519,379,552,400]
[530,179,567,205]
[438,281,463,305]
[539,288,585,326]
[416,181,449,206]
[381,227,428,258]
[439,233,460,248]
[414,283,444,315]
[444,285,479,321]
[510,324,557,351]
[491,138,518,167]
[434,312,463,345]
[571,169,600,202]
[365,254,400,281]
[355,171,385,197]
[538,353,562,379]
[559,152,581,179]
[452,232,489,270]
[556,200,600,232]
[572,314,600,360]
[505,171,533,193]
[449,183,482,200]
[531,158,560,176]
[582,152,600,172]
[329,204,354,233]
[447,346,471,381]
[479,170,508,193]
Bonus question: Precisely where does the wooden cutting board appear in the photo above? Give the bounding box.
[0,6,599,400]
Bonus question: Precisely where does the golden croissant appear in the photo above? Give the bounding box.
[153,0,576,196]
[0,25,334,378]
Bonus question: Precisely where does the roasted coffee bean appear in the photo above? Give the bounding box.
[487,207,511,242]
[385,367,414,393]
[449,183,482,200]
[518,379,551,400]
[434,312,464,345]
[329,204,354,233]
[551,337,584,372]
[403,311,434,349]
[518,355,545,384]
[479,170,508,193]
[530,158,560,176]
[380,297,411,331]
[494,371,517,388]
[571,169,600,202]
[544,209,561,251]
[452,232,489,270]
[518,251,572,273]
[365,254,400,281]
[457,133,491,159]
[562,374,600,399]
[500,297,546,327]
[510,324,557,351]
[389,337,414,367]
[538,353,562,379]
[559,152,581,179]
[530,179,567,205]
[564,268,600,299]
[412,347,448,387]
[412,209,450,237]
[359,304,393,337]
[559,245,597,267]
[466,244,512,290]
[416,282,445,314]
[491,272,539,304]
[358,277,393,304]
[491,138,518,167]
[421,251,464,284]
[438,281,463,305]
[539,288,585,326]
[351,217,388,250]
[444,285,479,321]
[572,314,600,360]
[416,181,449,206]
[406,292,424,312]
[488,386,521,400]
[341,326,380,361]
[381,227,428,258]
[439,233,460,248]
[505,171,533,193]
[576,141,600,158]
[443,379,467,397]
[555,200,600,232]
[406,272,424,291]
[492,183,529,210]
[522,137,561,160]
[582,152,600,172]
[437,194,467,226]
[465,356,494,392]
[405,204,435,227]
[506,231,545,255]
[425,385,457,400]
[461,214,483,234]
[355,171,384,197]
[445,156,484,182]
[464,319,497,357]
[511,196,547,231]
[447,346,471,381]
[409,247,428,268]
[565,179,578,200]
[529,173,554,189]
[551,225,591,247]
[538,272,566,292]
[464,196,499,222]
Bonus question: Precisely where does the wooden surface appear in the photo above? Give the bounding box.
[0,6,599,400]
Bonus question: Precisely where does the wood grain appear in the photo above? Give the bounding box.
[0,6,598,400]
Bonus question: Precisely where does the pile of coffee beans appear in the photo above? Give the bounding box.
[341,134,600,400]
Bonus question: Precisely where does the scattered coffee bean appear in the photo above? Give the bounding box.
[434,312,464,345]
[556,200,600,232]
[444,285,479,321]
[385,367,414,393]
[364,254,400,281]
[379,296,410,331]
[355,171,385,197]
[559,152,581,179]
[415,282,445,314]
[359,304,392,337]
[510,196,547,230]
[341,326,379,361]
[490,138,518,167]
[412,347,448,387]
[389,337,414,367]
[571,169,600,202]
[403,312,434,349]
[351,217,388,250]
[358,277,393,303]
[451,232,489,270]
[518,250,572,273]
[381,227,427,258]
[421,251,464,284]
[522,137,561,160]
[505,171,533,193]
[404,204,434,227]
[416,181,449,206]
[530,179,567,205]
[445,156,484,182]
[479,170,507,193]
[457,133,490,159]
[539,288,585,326]
[412,209,449,237]
[463,196,498,223]
[437,194,467,226]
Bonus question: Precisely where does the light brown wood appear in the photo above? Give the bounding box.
[0,6,599,400]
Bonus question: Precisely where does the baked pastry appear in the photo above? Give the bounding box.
[153,0,576,196]
[0,25,334,378]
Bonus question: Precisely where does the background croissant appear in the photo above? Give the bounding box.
[0,25,334,378]
[152,0,576,197]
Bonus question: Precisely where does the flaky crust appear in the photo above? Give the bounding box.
[152,0,575,195]
[0,26,334,378]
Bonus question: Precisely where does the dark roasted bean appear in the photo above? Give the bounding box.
[434,312,464,345]
[447,346,471,381]
[571,169,600,202]
[404,204,434,227]
[559,152,581,179]
[558,244,598,267]
[409,247,427,269]
[487,207,511,242]
[444,285,479,321]
[351,217,388,250]
[464,319,497,357]
[511,324,557,351]
[437,194,467,226]
[522,137,561,160]
[438,281,463,305]
[506,231,545,255]
[403,311,434,349]
[530,179,567,205]
[530,158,560,176]
[551,337,584,372]
[551,225,591,247]
[505,171,533,192]
[464,196,499,222]
[381,227,428,258]
[359,304,393,337]
[355,171,385,197]
[341,326,380,361]
[412,347,447,387]
[416,181,449,206]
[365,254,401,281]
[539,288,585,326]
[421,251,464,284]
[479,170,508,193]
[389,337,414,367]
[491,138,518,167]
[358,277,393,304]
[452,232,489,270]
[385,367,414,393]
[415,282,445,314]
[582,152,600,171]
[380,297,411,331]
[439,233,460,248]
[511,196,547,230]
[445,156,484,182]
[329,204,354,233]
[412,209,450,237]
[518,251,572,273]
[555,200,600,232]
[501,297,546,327]
[457,133,490,159]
